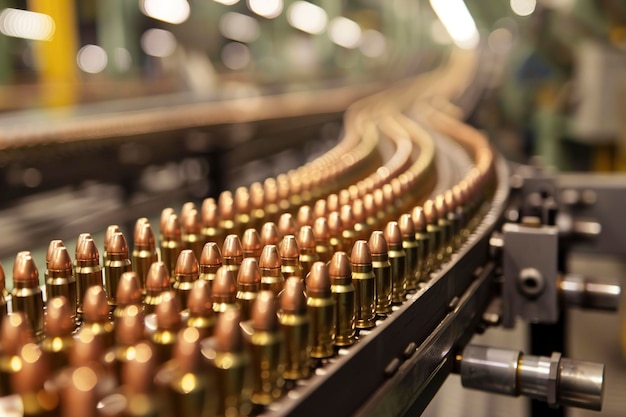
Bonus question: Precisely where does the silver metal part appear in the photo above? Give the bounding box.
[459,345,605,411]
[560,274,621,311]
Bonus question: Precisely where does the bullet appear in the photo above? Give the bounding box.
[219,191,238,240]
[250,181,266,231]
[385,221,407,304]
[11,343,59,416]
[259,245,284,296]
[363,194,378,231]
[250,290,284,405]
[373,189,386,223]
[338,189,351,207]
[235,186,252,237]
[453,183,470,235]
[435,195,452,260]
[114,304,145,382]
[42,296,74,372]
[423,200,442,266]
[144,261,171,314]
[12,251,44,340]
[0,313,33,396]
[47,246,78,320]
[186,279,215,339]
[382,184,396,222]
[305,262,335,359]
[313,217,333,263]
[352,198,369,241]
[81,286,114,350]
[201,198,225,250]
[173,250,200,310]
[202,307,249,417]
[368,231,392,316]
[236,258,261,321]
[133,220,158,291]
[104,232,132,310]
[327,193,339,213]
[279,235,303,280]
[327,211,344,254]
[212,266,238,314]
[0,264,7,326]
[223,235,244,281]
[151,291,182,365]
[313,199,328,220]
[103,225,121,267]
[241,228,262,262]
[161,213,183,279]
[411,206,431,281]
[45,239,65,287]
[264,178,280,223]
[121,342,160,417]
[59,364,103,417]
[181,201,196,221]
[288,173,303,208]
[113,272,142,322]
[296,205,314,229]
[328,252,355,347]
[199,242,222,288]
[160,208,175,242]
[75,237,103,317]
[70,327,109,368]
[260,222,281,247]
[350,241,376,329]
[278,213,296,237]
[340,205,358,256]
[279,277,310,380]
[156,327,206,417]
[398,214,419,291]
[276,174,291,213]
[297,225,319,280]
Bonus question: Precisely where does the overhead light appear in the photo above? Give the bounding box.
[219,12,260,43]
[287,1,328,35]
[77,45,108,74]
[328,16,361,49]
[510,0,536,17]
[430,0,479,49]
[0,8,55,41]
[247,0,283,19]
[141,28,177,57]
[140,0,190,25]
[213,0,239,5]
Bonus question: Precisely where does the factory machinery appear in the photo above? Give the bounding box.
[0,49,621,417]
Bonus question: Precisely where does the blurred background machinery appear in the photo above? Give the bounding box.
[0,0,625,416]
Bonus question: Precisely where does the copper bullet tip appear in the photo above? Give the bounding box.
[280,277,306,314]
[122,342,155,393]
[350,240,372,265]
[107,232,129,256]
[133,217,149,240]
[212,266,237,300]
[181,202,196,219]
[156,291,181,330]
[313,217,330,241]
[251,290,278,331]
[145,261,171,293]
[218,192,235,220]
[242,228,262,257]
[200,242,223,267]
[70,328,105,367]
[297,225,316,251]
[214,307,243,352]
[352,199,365,223]
[259,245,281,269]
[175,249,200,276]
[173,327,201,373]
[313,199,328,219]
[363,194,376,217]
[434,195,448,218]
[306,262,331,297]
[340,205,355,228]
[1,313,33,356]
[398,214,415,237]
[201,199,218,228]
[182,208,202,234]
[76,237,100,262]
[163,213,182,240]
[49,246,72,272]
[116,272,142,305]
[187,279,212,316]
[235,187,250,214]
[296,205,314,228]
[82,286,109,323]
[329,251,351,278]
[223,234,243,259]
[104,225,121,250]
[339,189,351,206]
[328,211,343,234]
[260,222,281,246]
[115,305,145,346]
[411,206,427,233]
[384,221,402,246]
[444,190,456,212]
[423,200,438,224]
[75,233,92,255]
[13,251,39,284]
[279,235,300,260]
[134,221,156,249]
[0,262,5,291]
[46,239,65,265]
[237,258,261,286]
[278,213,297,237]
[13,343,49,395]
[368,231,388,255]
[160,208,175,234]
[327,194,339,213]
[45,296,74,337]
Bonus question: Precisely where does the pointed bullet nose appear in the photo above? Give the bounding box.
[340,205,355,228]
[200,242,222,267]
[175,249,200,276]
[350,240,371,265]
[76,237,100,262]
[187,279,212,316]
[160,208,175,235]
[423,200,438,224]
[107,232,129,256]
[368,231,388,255]
[260,222,281,246]
[201,199,218,228]
[134,221,156,249]
[297,225,316,250]
[46,240,65,265]
[218,191,235,221]
[398,214,415,237]
[279,235,300,260]
[222,235,243,260]
[251,290,278,331]
[145,262,170,292]
[163,214,182,240]
[237,258,261,286]
[327,211,343,233]
[259,245,281,269]
[115,305,145,346]
[182,208,201,234]
[13,251,39,284]
[297,205,314,228]
[48,246,73,272]
[212,267,236,301]
[313,199,328,219]
[280,277,306,314]
[313,217,330,241]
[214,307,243,352]
[306,261,331,297]
[411,206,427,233]
[82,286,109,323]
[278,213,296,237]
[242,228,262,258]
[45,296,74,337]
[384,221,402,246]
[116,272,142,305]
[155,291,181,330]
[104,225,121,251]
[329,251,351,278]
